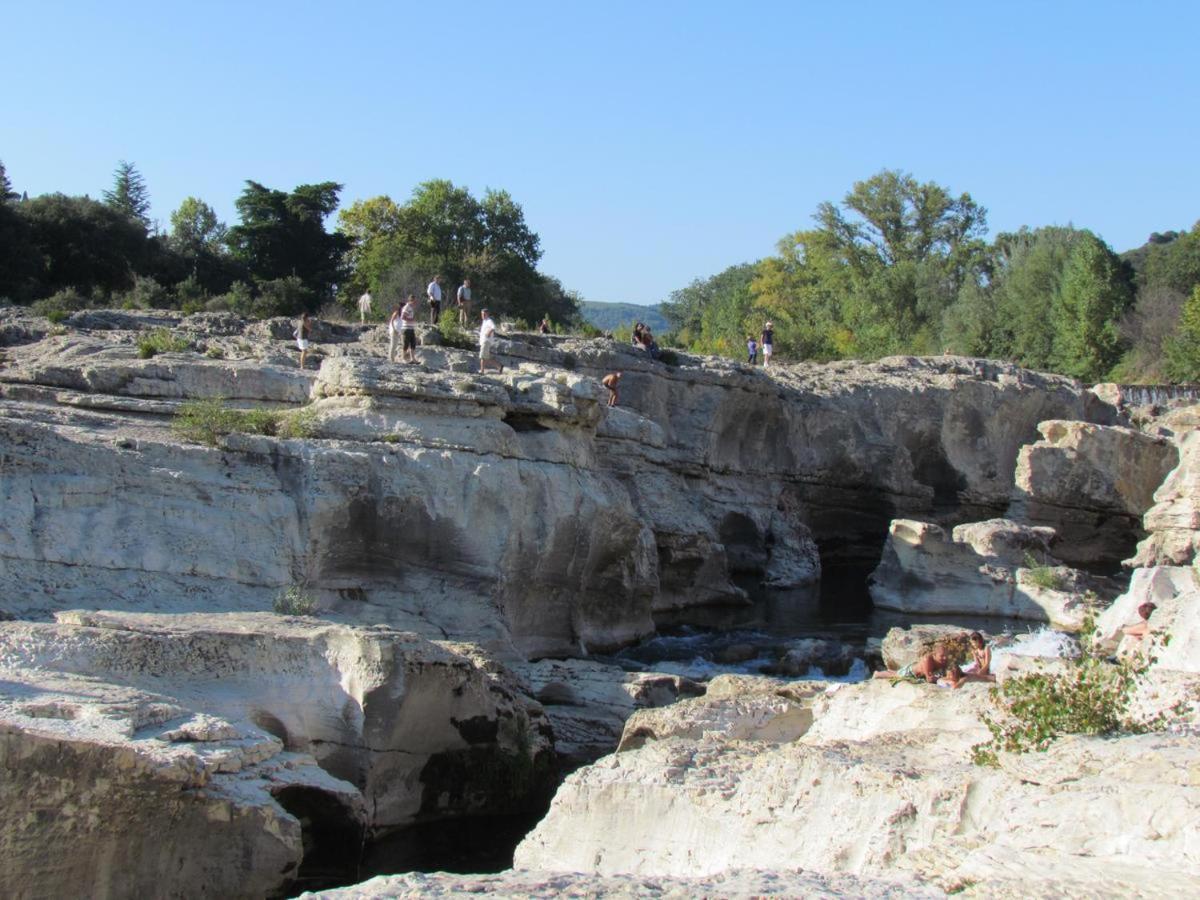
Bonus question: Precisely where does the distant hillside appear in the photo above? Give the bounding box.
[579,301,669,333]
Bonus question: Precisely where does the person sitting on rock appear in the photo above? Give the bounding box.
[602,372,622,407]
[873,644,959,684]
[949,632,995,688]
[1122,602,1157,642]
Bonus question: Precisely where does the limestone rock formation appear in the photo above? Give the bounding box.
[1010,419,1177,567]
[867,518,1113,628]
[515,680,1200,896]
[1128,430,1200,567]
[0,612,553,897]
[1,309,1106,658]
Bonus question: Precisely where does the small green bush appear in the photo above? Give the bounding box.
[438,315,477,350]
[576,322,603,339]
[1022,551,1068,591]
[205,346,225,359]
[273,585,318,616]
[172,399,318,446]
[972,617,1169,766]
[33,287,90,321]
[137,329,192,359]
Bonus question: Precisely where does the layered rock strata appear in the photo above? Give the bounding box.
[0,612,554,897]
[1010,419,1177,568]
[0,308,1105,655]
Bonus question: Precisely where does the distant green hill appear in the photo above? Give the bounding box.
[579,301,669,333]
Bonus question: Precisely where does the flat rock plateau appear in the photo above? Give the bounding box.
[1,306,1197,898]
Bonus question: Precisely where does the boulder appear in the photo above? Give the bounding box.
[1128,430,1200,567]
[868,519,1113,629]
[1010,420,1178,567]
[880,624,995,670]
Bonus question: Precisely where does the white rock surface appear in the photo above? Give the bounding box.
[516,680,1200,897]
[868,519,1110,628]
[1011,419,1177,567]
[301,867,943,899]
[0,611,554,898]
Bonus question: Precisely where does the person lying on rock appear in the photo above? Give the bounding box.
[873,644,960,685]
[948,632,995,688]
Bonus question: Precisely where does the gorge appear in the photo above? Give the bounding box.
[1,305,1196,898]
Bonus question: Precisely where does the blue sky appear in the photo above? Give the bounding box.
[5,1,1198,304]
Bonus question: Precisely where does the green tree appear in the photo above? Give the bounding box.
[1141,223,1200,298]
[1052,233,1134,381]
[0,159,17,203]
[226,180,348,309]
[170,197,227,255]
[19,193,151,298]
[338,180,569,323]
[103,160,151,230]
[969,226,1087,368]
[1163,286,1200,382]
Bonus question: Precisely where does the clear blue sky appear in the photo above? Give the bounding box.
[5,1,1198,305]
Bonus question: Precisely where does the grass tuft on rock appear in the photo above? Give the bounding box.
[172,399,319,446]
[137,329,192,359]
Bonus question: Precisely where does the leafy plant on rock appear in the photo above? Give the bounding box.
[172,399,318,446]
[972,617,1166,766]
[273,585,318,616]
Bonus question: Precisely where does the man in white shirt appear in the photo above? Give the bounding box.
[456,278,472,326]
[358,291,373,323]
[478,308,503,374]
[427,276,443,325]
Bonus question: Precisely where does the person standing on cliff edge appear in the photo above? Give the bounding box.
[761,321,774,369]
[456,278,472,327]
[602,371,622,407]
[358,290,373,323]
[427,275,443,325]
[478,308,503,374]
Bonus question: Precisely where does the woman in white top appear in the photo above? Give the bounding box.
[478,309,504,374]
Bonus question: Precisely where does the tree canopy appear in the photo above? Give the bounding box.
[103,160,151,231]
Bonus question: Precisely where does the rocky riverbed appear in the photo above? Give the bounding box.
[1,305,1197,897]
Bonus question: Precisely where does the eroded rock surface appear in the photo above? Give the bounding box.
[515,680,1200,897]
[1010,420,1177,568]
[868,518,1113,628]
[1,309,1105,656]
[0,612,554,898]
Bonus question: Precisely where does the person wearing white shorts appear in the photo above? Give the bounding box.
[761,321,774,369]
[478,309,504,374]
[295,312,313,369]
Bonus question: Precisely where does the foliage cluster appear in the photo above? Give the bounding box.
[136,329,192,358]
[663,169,1200,383]
[172,399,318,446]
[273,585,318,616]
[0,160,580,327]
[1021,552,1069,591]
[971,619,1169,766]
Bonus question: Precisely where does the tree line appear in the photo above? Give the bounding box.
[0,159,579,325]
[663,170,1200,383]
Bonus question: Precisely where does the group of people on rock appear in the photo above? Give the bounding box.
[873,631,995,689]
[356,276,475,329]
[747,321,774,367]
[631,322,661,360]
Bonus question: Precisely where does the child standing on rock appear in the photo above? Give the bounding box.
[747,336,758,365]
[295,312,312,369]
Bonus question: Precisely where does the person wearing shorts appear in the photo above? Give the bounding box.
[761,321,774,368]
[478,309,503,373]
[295,312,312,369]
[400,294,418,363]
